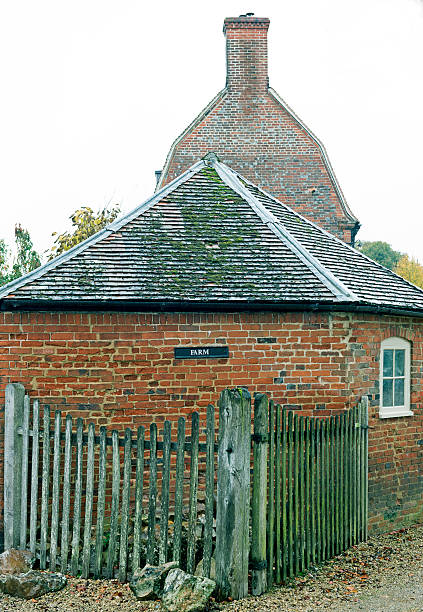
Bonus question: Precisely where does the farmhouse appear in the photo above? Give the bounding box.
[157,15,360,245]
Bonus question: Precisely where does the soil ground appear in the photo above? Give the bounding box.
[1,524,423,611]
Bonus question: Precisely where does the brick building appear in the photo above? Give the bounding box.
[1,153,423,531]
[157,15,360,245]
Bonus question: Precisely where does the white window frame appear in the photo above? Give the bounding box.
[379,337,412,418]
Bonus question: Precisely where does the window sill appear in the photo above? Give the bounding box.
[379,410,414,419]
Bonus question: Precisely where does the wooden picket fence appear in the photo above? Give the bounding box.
[3,384,216,582]
[250,394,369,594]
[3,384,368,600]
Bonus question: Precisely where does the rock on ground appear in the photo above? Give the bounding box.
[0,550,34,574]
[162,568,216,612]
[130,561,178,600]
[0,571,67,600]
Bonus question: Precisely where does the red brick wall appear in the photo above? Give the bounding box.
[159,17,357,243]
[1,309,422,532]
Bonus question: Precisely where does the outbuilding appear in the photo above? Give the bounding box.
[1,153,423,531]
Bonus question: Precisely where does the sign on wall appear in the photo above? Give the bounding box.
[174,346,229,359]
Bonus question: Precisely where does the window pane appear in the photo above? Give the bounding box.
[383,378,393,407]
[395,350,405,377]
[394,378,405,406]
[383,350,394,377]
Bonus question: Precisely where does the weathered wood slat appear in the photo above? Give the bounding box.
[325,418,330,560]
[293,413,300,574]
[310,417,316,567]
[340,412,345,551]
[267,400,275,587]
[4,384,25,550]
[251,393,268,596]
[82,423,95,578]
[60,415,72,573]
[19,396,30,549]
[323,417,328,561]
[203,404,215,579]
[50,410,62,570]
[315,418,321,564]
[352,406,357,545]
[118,428,132,582]
[29,400,40,555]
[357,405,361,542]
[159,421,171,565]
[287,410,294,578]
[274,404,282,583]
[342,411,348,550]
[330,416,335,558]
[40,406,51,570]
[147,423,158,565]
[94,426,107,578]
[107,430,121,578]
[334,415,340,555]
[132,426,145,573]
[299,416,305,572]
[362,397,369,541]
[281,408,287,582]
[348,409,354,547]
[304,417,311,570]
[187,412,200,575]
[71,418,84,576]
[172,417,185,566]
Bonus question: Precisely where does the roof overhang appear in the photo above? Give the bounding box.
[2,298,423,319]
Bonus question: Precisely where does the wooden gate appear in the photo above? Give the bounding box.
[250,394,369,595]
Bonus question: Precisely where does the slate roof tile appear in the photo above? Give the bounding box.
[1,155,423,313]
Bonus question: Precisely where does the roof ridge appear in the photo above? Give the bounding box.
[230,167,423,300]
[0,160,207,299]
[213,160,358,302]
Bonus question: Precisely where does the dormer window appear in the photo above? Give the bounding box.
[380,337,412,418]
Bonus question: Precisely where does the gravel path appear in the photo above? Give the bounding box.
[1,524,423,611]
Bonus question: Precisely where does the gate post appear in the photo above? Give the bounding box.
[215,388,251,600]
[251,393,269,595]
[4,383,25,549]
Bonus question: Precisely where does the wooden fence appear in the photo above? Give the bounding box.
[3,384,368,600]
[250,393,369,595]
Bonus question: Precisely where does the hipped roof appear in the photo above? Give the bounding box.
[1,154,423,315]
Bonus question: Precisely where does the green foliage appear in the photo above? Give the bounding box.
[0,225,41,287]
[48,205,121,260]
[356,241,403,270]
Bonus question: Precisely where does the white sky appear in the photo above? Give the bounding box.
[0,0,422,262]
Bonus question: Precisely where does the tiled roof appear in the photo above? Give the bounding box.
[1,154,423,313]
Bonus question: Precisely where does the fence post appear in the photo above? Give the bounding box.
[251,393,269,595]
[215,388,251,600]
[4,383,25,549]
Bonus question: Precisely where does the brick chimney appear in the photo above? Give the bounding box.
[223,14,270,95]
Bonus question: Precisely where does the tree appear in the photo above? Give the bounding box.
[394,255,423,288]
[356,241,403,270]
[0,225,41,287]
[48,205,121,260]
